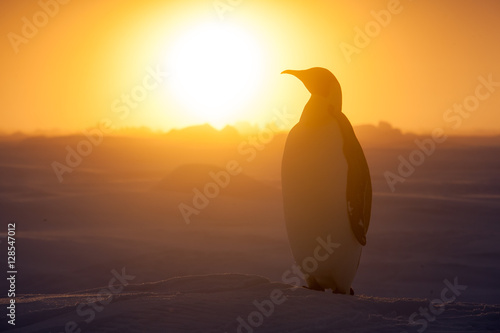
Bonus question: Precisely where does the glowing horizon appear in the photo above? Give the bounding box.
[1,0,500,135]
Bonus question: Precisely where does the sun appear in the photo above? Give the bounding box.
[167,22,264,128]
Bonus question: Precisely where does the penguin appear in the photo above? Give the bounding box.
[281,67,372,295]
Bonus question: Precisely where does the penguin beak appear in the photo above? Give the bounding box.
[282,67,335,99]
[281,69,312,94]
[281,69,300,76]
[281,70,306,85]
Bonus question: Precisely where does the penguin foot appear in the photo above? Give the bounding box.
[331,288,355,295]
[304,276,325,291]
[302,285,325,292]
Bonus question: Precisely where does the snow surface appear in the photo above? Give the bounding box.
[1,136,499,332]
[3,274,499,333]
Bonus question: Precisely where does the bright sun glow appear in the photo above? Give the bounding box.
[168,22,264,128]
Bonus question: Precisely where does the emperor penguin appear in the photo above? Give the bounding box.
[281,67,372,295]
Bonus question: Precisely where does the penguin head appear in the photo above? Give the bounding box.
[281,67,342,113]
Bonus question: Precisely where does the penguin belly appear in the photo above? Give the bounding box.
[282,118,362,293]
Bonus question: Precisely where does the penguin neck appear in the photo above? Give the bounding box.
[300,94,340,126]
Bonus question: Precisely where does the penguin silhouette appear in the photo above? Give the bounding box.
[281,67,372,295]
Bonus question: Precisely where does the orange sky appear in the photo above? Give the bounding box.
[1,0,500,135]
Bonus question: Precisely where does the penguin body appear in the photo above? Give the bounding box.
[281,68,371,294]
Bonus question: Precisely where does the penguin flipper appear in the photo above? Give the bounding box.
[330,110,372,246]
